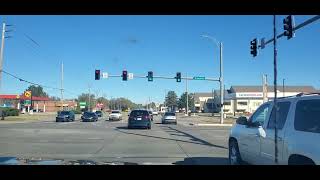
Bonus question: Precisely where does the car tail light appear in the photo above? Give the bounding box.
[143,115,149,119]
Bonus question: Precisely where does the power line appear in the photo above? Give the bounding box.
[1,69,61,90]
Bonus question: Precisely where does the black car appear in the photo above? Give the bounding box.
[56,111,75,122]
[81,112,98,122]
[95,111,103,117]
[128,110,152,129]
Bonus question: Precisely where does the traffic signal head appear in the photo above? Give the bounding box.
[148,71,153,82]
[95,70,100,80]
[122,70,128,81]
[250,38,258,57]
[283,15,295,39]
[176,72,181,82]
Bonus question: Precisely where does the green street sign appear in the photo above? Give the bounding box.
[24,100,31,105]
[193,76,206,80]
[79,102,87,106]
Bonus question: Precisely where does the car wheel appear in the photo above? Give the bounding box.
[229,140,243,165]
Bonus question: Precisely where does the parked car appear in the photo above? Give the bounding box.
[228,93,320,165]
[148,110,153,121]
[128,110,152,129]
[81,111,98,122]
[162,112,177,124]
[108,110,122,121]
[56,111,75,122]
[95,110,103,117]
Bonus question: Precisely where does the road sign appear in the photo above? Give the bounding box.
[80,106,85,109]
[102,72,108,79]
[79,102,86,106]
[193,76,206,80]
[24,91,32,98]
[128,73,134,79]
[24,100,31,105]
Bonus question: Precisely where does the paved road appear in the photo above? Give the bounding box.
[0,115,231,165]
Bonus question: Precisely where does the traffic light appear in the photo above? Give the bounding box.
[176,72,181,82]
[147,71,153,82]
[122,70,128,81]
[283,15,295,39]
[95,70,100,80]
[250,38,258,57]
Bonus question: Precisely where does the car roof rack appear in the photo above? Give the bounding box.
[296,92,320,97]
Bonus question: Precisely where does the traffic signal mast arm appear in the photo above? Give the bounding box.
[101,74,220,81]
[259,15,320,49]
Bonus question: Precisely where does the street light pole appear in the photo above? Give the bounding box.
[201,34,224,124]
[0,23,6,93]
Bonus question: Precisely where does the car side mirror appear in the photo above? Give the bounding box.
[236,116,248,125]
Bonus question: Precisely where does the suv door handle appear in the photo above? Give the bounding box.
[249,133,260,137]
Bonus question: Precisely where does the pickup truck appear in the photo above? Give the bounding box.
[229,93,320,165]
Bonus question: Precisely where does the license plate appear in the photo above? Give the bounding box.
[136,118,142,120]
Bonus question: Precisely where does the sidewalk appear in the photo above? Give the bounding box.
[177,113,236,127]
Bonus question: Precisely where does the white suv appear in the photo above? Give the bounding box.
[229,93,320,165]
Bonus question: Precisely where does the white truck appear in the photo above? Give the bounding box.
[229,93,320,165]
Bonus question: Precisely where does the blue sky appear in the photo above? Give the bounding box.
[1,15,319,104]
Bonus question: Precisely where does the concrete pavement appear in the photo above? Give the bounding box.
[0,115,231,165]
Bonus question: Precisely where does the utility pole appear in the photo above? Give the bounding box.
[60,61,64,111]
[283,78,285,97]
[0,23,6,93]
[212,88,214,116]
[88,84,91,112]
[186,73,188,116]
[273,15,279,164]
[220,42,224,124]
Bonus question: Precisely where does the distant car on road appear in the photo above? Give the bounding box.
[229,93,320,165]
[162,112,177,124]
[128,110,152,129]
[81,112,98,122]
[95,110,103,117]
[109,110,122,121]
[56,111,75,122]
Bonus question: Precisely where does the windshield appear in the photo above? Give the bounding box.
[0,15,318,166]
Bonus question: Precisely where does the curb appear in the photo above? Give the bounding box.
[189,123,233,127]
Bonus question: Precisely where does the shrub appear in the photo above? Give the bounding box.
[0,107,20,116]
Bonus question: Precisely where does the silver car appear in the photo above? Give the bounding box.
[162,112,177,124]
[229,93,320,165]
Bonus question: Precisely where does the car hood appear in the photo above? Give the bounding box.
[0,157,139,165]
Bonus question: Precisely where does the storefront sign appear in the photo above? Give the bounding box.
[236,93,263,98]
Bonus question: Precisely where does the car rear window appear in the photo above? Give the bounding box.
[165,112,175,116]
[84,112,95,116]
[59,111,70,115]
[111,111,120,114]
[130,110,148,116]
[294,99,320,133]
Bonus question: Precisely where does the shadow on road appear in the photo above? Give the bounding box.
[115,126,227,149]
[173,157,229,165]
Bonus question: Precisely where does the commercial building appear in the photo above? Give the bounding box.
[193,85,318,115]
[193,92,214,112]
[214,85,319,114]
[0,94,77,113]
